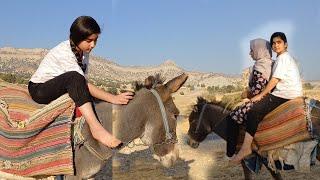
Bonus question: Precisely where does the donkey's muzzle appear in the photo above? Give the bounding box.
[187,137,199,149]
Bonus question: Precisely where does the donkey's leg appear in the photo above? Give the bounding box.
[55,175,64,180]
[241,161,253,180]
[63,175,84,180]
[265,166,283,180]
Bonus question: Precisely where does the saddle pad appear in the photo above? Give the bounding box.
[254,97,311,153]
[0,82,75,177]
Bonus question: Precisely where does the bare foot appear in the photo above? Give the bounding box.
[100,136,122,148]
[229,148,252,164]
[90,126,122,148]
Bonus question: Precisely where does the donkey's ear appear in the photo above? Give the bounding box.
[165,73,188,93]
[144,76,155,89]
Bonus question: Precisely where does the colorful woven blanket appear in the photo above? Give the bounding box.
[254,97,312,153]
[0,82,75,177]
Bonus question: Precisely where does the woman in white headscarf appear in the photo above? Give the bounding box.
[226,38,273,158]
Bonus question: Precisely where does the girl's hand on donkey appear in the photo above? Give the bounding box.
[113,91,134,105]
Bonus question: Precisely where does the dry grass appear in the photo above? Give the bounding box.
[304,89,320,100]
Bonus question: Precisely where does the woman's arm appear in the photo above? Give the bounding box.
[243,70,268,101]
[250,77,280,102]
[87,82,133,104]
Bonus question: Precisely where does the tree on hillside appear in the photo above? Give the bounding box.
[187,84,195,91]
[303,82,314,90]
[0,73,29,84]
[207,84,242,94]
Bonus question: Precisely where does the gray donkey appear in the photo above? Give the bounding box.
[64,73,188,179]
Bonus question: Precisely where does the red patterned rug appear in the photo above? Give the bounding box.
[0,82,75,177]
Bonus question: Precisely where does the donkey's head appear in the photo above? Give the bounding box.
[137,73,188,167]
[187,96,230,149]
[187,97,213,148]
[309,99,320,140]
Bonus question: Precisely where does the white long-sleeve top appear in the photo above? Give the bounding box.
[30,40,89,83]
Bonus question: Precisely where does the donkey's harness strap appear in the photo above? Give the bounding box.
[150,89,172,140]
[74,117,110,161]
[195,103,208,133]
[308,98,320,111]
[83,141,107,161]
[305,98,320,138]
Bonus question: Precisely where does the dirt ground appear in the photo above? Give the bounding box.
[93,117,320,180]
[92,90,320,180]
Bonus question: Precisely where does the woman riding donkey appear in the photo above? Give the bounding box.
[229,32,303,163]
[225,38,274,158]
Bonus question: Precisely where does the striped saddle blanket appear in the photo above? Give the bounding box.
[254,97,313,153]
[0,82,75,177]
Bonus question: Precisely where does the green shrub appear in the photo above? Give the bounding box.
[0,73,29,84]
[303,83,314,90]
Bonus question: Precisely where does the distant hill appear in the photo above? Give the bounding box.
[0,47,241,87]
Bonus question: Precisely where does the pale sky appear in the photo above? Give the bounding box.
[1,0,319,80]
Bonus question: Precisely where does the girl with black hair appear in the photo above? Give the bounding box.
[28,16,133,148]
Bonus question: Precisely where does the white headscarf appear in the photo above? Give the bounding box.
[249,38,273,82]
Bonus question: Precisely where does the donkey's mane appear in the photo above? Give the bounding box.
[191,96,233,114]
[94,74,165,104]
[134,74,165,91]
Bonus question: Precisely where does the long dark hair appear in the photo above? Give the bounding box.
[69,16,101,72]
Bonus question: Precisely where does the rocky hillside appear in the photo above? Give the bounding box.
[0,47,241,87]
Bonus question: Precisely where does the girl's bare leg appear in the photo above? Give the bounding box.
[78,102,121,148]
[230,132,253,163]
